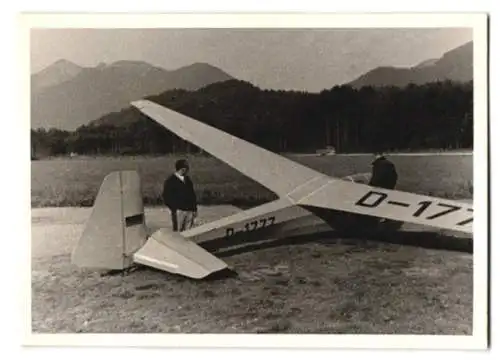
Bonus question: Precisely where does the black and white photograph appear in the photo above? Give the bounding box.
[24,13,488,349]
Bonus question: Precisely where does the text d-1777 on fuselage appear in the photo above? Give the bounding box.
[225,216,276,238]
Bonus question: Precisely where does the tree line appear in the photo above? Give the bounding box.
[31,79,473,158]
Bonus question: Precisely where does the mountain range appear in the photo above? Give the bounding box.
[31,61,234,130]
[348,41,472,88]
[31,41,472,130]
[31,59,83,93]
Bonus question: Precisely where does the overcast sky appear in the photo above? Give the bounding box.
[30,28,472,92]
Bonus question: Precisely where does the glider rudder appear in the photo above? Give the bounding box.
[71,170,148,270]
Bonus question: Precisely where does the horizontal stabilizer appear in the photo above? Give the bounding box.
[133,228,228,279]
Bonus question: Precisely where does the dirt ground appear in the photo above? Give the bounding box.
[31,206,473,334]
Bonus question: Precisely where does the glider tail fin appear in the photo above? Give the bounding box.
[71,170,148,270]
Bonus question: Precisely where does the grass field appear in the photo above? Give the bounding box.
[30,153,474,335]
[31,206,473,335]
[31,153,473,208]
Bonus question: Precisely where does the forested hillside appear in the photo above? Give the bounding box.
[31,79,473,158]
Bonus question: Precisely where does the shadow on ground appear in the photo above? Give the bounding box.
[205,229,472,260]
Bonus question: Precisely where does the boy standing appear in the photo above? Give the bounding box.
[162,159,198,232]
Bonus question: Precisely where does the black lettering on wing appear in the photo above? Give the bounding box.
[426,203,461,220]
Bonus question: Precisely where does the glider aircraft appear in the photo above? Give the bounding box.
[71,100,473,279]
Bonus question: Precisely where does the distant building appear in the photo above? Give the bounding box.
[316,145,336,156]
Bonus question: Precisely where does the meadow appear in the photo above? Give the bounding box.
[31,153,473,208]
[31,153,474,335]
[32,233,472,334]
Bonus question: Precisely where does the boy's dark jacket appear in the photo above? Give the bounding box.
[162,174,198,212]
